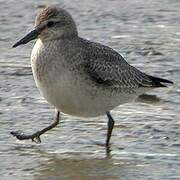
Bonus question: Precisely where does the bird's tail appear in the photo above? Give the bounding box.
[148,75,173,87]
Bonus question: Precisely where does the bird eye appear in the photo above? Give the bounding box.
[47,21,55,27]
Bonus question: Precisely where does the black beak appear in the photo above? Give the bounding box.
[12,29,40,48]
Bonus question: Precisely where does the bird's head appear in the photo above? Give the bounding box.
[13,6,78,48]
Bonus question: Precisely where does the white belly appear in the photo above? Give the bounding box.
[32,68,142,117]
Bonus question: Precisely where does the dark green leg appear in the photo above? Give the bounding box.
[106,111,115,148]
[11,110,60,143]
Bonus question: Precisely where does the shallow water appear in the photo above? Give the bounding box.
[0,0,180,179]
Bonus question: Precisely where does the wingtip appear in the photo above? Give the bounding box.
[148,75,174,87]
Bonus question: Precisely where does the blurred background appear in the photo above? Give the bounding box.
[0,0,179,179]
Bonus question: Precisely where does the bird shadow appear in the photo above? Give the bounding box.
[136,94,161,104]
[10,144,138,179]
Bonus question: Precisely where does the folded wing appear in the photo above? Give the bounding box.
[82,39,173,88]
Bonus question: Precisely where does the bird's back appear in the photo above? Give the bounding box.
[77,37,173,90]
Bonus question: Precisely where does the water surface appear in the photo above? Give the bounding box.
[0,0,180,179]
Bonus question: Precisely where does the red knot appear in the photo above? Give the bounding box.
[11,6,173,151]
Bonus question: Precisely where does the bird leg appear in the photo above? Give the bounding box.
[11,110,60,143]
[106,111,115,148]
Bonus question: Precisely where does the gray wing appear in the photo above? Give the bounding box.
[81,39,154,89]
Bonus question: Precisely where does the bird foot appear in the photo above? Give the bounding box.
[10,130,42,143]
